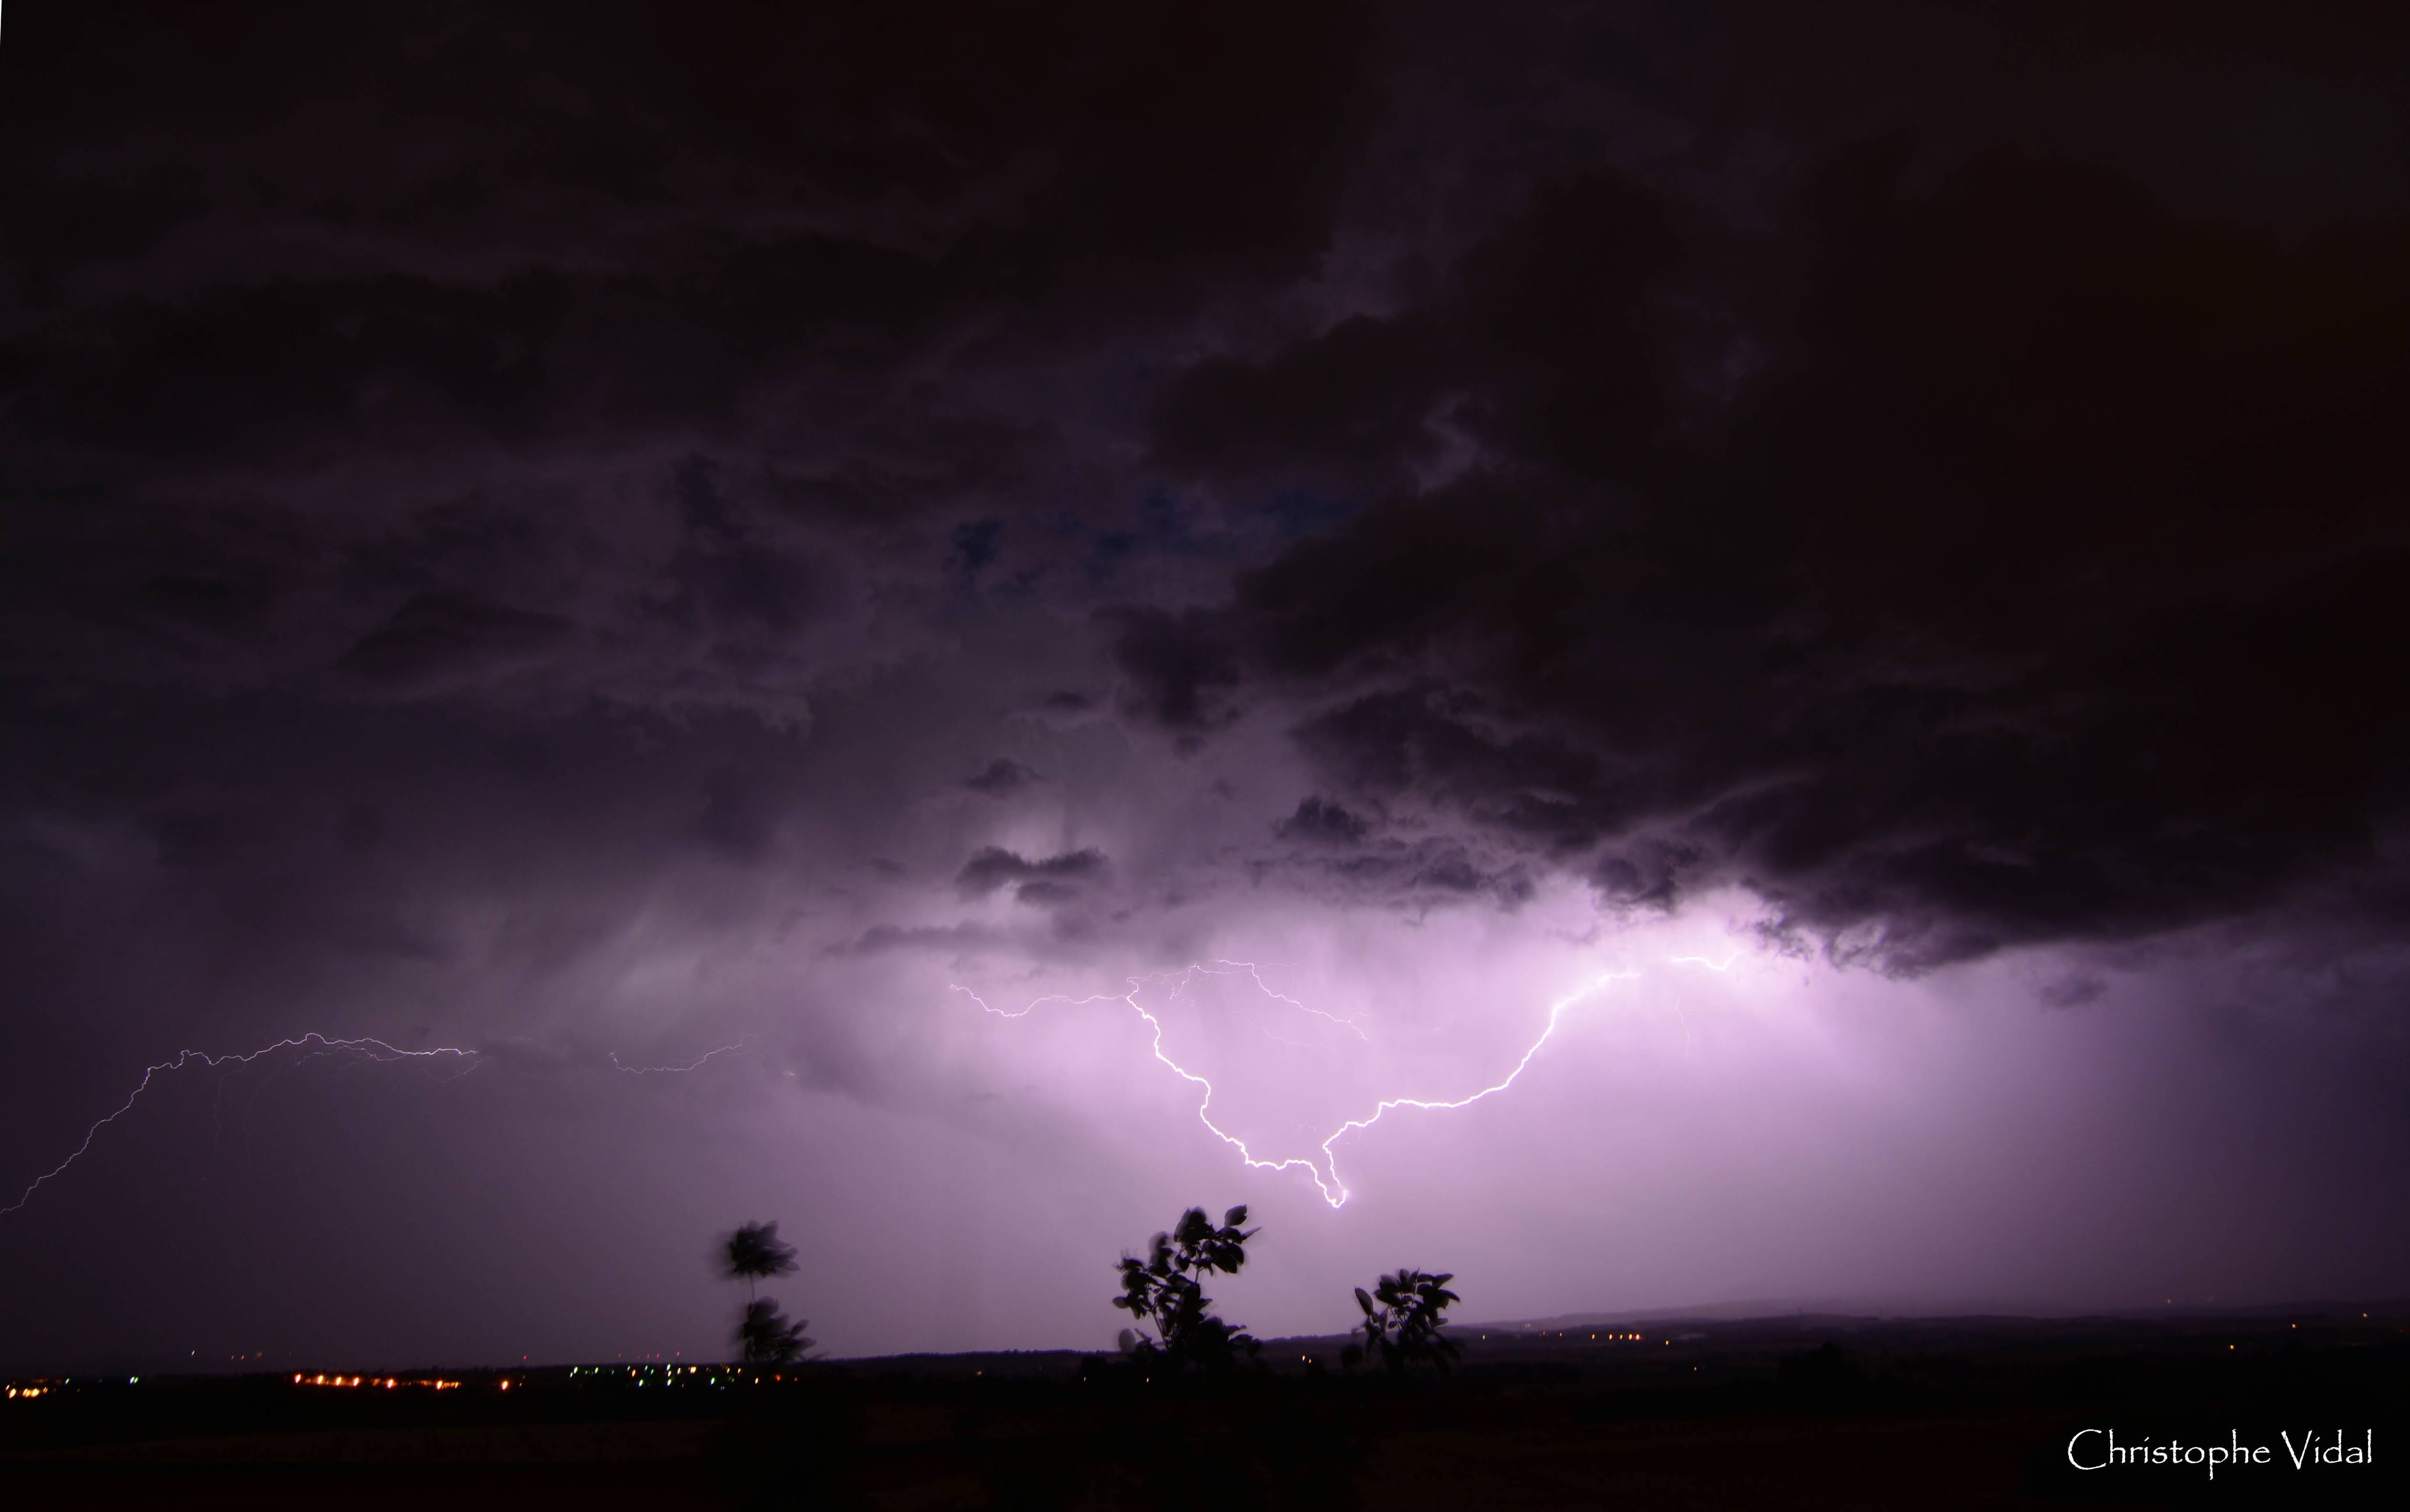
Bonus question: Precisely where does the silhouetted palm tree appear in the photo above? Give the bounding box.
[721,1219,809,1365]
[737,1298,813,1365]
[723,1219,799,1301]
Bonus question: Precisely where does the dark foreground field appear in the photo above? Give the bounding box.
[6,1309,2403,1509]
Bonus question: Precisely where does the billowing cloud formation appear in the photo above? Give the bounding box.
[1149,152,2410,968]
[0,0,1376,727]
[956,846,1110,904]
[1276,798,1369,848]
[2,2,2407,1369]
[964,758,1042,798]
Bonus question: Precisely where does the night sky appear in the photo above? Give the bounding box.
[3,3,2407,1374]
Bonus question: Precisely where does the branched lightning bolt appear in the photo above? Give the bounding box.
[9,1030,754,1218]
[952,963,1349,1200]
[1306,970,1641,1206]
[956,955,1733,1209]
[1670,952,1742,971]
[609,1040,751,1074]
[1,1035,477,1218]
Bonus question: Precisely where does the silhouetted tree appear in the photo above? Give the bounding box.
[721,1219,809,1365]
[723,1219,799,1300]
[1111,1205,1263,1374]
[736,1297,813,1365]
[1350,1269,1461,1376]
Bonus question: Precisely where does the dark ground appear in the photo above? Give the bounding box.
[5,1308,2404,1509]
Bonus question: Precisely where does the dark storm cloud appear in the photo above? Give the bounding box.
[1147,144,2410,969]
[1152,315,1454,490]
[1274,797,1371,847]
[1103,608,1243,736]
[823,922,1009,960]
[0,2,2393,976]
[0,0,1381,721]
[1259,789,1547,907]
[694,766,779,863]
[953,846,1110,903]
[0,0,2399,981]
[338,592,574,692]
[963,758,1042,798]
[661,461,819,638]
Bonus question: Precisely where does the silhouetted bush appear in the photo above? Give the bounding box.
[1348,1269,1462,1376]
[1111,1205,1263,1376]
